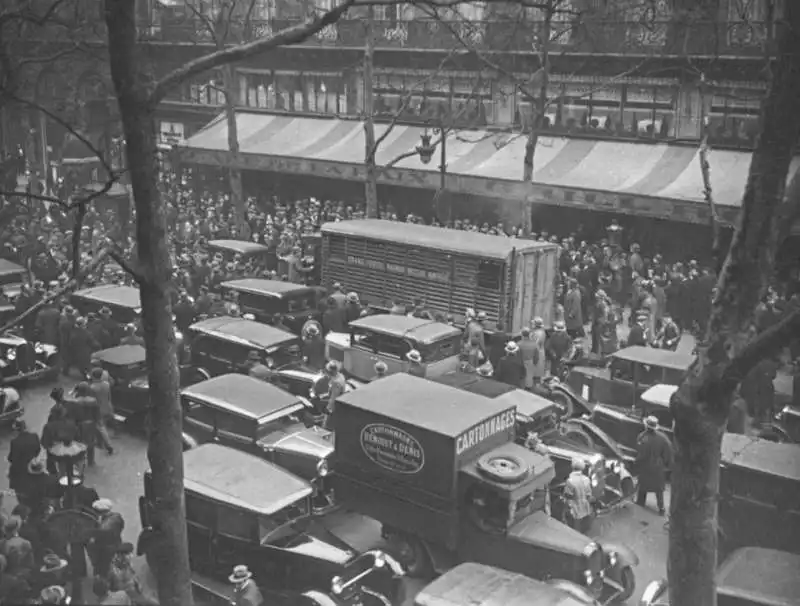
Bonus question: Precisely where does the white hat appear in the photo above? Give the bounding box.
[505,341,519,354]
[92,498,113,513]
[477,311,488,321]
[554,320,566,331]
[406,350,422,363]
[644,415,659,429]
[229,564,253,583]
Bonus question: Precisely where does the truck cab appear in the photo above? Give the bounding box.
[331,374,638,603]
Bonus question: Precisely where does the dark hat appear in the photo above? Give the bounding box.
[99,306,112,316]
[247,350,262,362]
[115,542,135,555]
[90,367,104,380]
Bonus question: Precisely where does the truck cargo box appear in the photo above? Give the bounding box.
[333,373,516,504]
[321,220,558,333]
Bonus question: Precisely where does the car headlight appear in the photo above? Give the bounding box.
[316,459,329,477]
[6,349,16,361]
[243,313,255,321]
[584,570,594,586]
[331,575,344,595]
[34,342,45,354]
[608,550,618,567]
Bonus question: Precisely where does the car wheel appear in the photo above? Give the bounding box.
[385,533,430,578]
[476,453,530,483]
[611,566,635,603]
[550,391,575,418]
[563,426,595,450]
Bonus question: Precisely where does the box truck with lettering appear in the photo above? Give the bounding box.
[331,374,638,604]
[320,220,559,334]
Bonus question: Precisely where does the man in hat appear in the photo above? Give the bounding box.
[405,350,426,378]
[344,292,362,325]
[2,515,34,576]
[463,310,487,357]
[322,296,346,335]
[20,459,59,516]
[389,299,406,315]
[193,285,214,317]
[70,316,99,378]
[90,367,115,453]
[119,324,144,347]
[518,327,540,389]
[371,360,389,381]
[99,306,121,349]
[546,321,572,378]
[109,542,153,605]
[329,283,347,309]
[90,499,125,577]
[635,416,672,515]
[229,564,263,606]
[324,361,347,430]
[655,312,681,351]
[7,420,41,500]
[38,552,69,591]
[563,458,594,533]
[70,381,102,465]
[39,585,69,605]
[494,341,526,388]
[35,298,61,347]
[58,306,76,376]
[408,297,434,320]
[628,312,649,348]
[564,279,584,340]
[301,324,325,370]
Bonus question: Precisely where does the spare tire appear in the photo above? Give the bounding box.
[476,453,530,483]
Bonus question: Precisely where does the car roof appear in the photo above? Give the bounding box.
[610,346,694,371]
[640,384,678,407]
[72,285,141,309]
[337,374,512,438]
[414,562,591,606]
[433,372,516,398]
[183,444,312,515]
[181,373,302,420]
[0,259,25,275]
[721,433,800,481]
[221,278,313,295]
[321,219,556,261]
[189,317,298,350]
[349,315,461,344]
[92,345,146,366]
[207,240,269,254]
[716,548,800,606]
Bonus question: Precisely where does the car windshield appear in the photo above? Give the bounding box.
[258,498,310,545]
[285,293,313,313]
[256,412,304,440]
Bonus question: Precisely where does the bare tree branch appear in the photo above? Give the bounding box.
[14,42,89,70]
[149,0,355,107]
[384,147,426,169]
[71,203,87,278]
[0,177,119,210]
[698,116,724,274]
[183,1,220,46]
[107,244,146,284]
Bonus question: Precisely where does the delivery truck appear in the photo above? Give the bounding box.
[331,373,638,604]
[320,220,559,334]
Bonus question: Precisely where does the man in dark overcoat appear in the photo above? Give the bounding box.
[635,415,673,515]
[494,341,526,388]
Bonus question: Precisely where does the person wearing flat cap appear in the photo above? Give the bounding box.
[627,312,649,348]
[229,564,263,606]
[635,415,672,515]
[90,499,125,577]
[494,341,526,388]
[405,350,426,378]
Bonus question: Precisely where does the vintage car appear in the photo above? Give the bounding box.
[431,372,636,517]
[325,315,462,382]
[207,239,271,262]
[0,332,59,386]
[415,562,600,606]
[0,259,26,301]
[180,373,334,508]
[333,374,639,603]
[71,284,141,323]
[718,434,800,558]
[771,403,800,443]
[640,547,800,606]
[221,278,322,335]
[137,444,403,602]
[184,317,359,413]
[191,549,404,606]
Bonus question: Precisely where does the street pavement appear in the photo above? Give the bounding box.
[0,327,792,605]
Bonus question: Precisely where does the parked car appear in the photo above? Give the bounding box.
[71,284,141,323]
[432,371,636,517]
[207,239,271,263]
[137,444,402,601]
[414,562,600,606]
[184,316,359,414]
[0,259,26,301]
[718,434,800,558]
[325,315,462,382]
[0,332,59,386]
[180,373,334,509]
[221,278,322,334]
[640,547,800,606]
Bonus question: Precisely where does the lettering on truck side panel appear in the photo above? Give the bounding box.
[360,423,426,474]
[455,409,516,455]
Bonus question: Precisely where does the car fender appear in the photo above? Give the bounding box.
[565,417,629,461]
[600,540,639,567]
[550,381,594,416]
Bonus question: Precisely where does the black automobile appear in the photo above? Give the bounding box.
[221,278,322,335]
[0,332,59,386]
[71,285,141,324]
[0,259,26,301]
[184,316,359,414]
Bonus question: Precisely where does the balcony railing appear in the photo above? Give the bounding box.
[142,16,780,58]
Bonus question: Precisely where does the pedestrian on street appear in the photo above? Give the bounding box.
[329,283,347,309]
[494,341,526,388]
[36,553,69,595]
[93,575,132,605]
[324,361,346,430]
[546,321,572,377]
[635,416,672,515]
[564,279,584,339]
[1,515,35,577]
[371,360,388,381]
[518,327,538,389]
[322,296,346,334]
[405,350,426,378]
[71,382,104,466]
[7,420,41,502]
[89,499,124,578]
[229,565,263,606]
[108,542,155,605]
[562,459,594,534]
[19,460,59,518]
[40,406,79,476]
[90,368,116,451]
[301,324,325,370]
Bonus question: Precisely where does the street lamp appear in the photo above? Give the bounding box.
[415,122,448,222]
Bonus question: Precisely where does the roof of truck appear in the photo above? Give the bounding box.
[321,219,555,260]
[336,373,514,437]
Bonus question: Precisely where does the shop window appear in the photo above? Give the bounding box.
[707,89,762,148]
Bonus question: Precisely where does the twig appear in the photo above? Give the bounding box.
[71,204,87,279]
[698,117,723,274]
[148,0,355,107]
[0,177,120,210]
[0,247,110,334]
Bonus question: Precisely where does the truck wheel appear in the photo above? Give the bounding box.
[385,534,430,578]
[476,453,529,484]
[611,566,635,603]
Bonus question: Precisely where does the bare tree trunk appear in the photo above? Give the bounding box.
[363,5,379,219]
[222,62,249,239]
[104,3,193,606]
[668,7,800,605]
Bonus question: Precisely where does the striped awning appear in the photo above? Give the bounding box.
[182,112,800,225]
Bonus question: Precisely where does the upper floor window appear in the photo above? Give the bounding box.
[727,0,783,47]
[437,2,485,21]
[374,3,412,22]
[525,0,575,43]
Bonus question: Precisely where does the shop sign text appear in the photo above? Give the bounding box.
[361,423,425,474]
[456,409,516,455]
[346,255,450,283]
